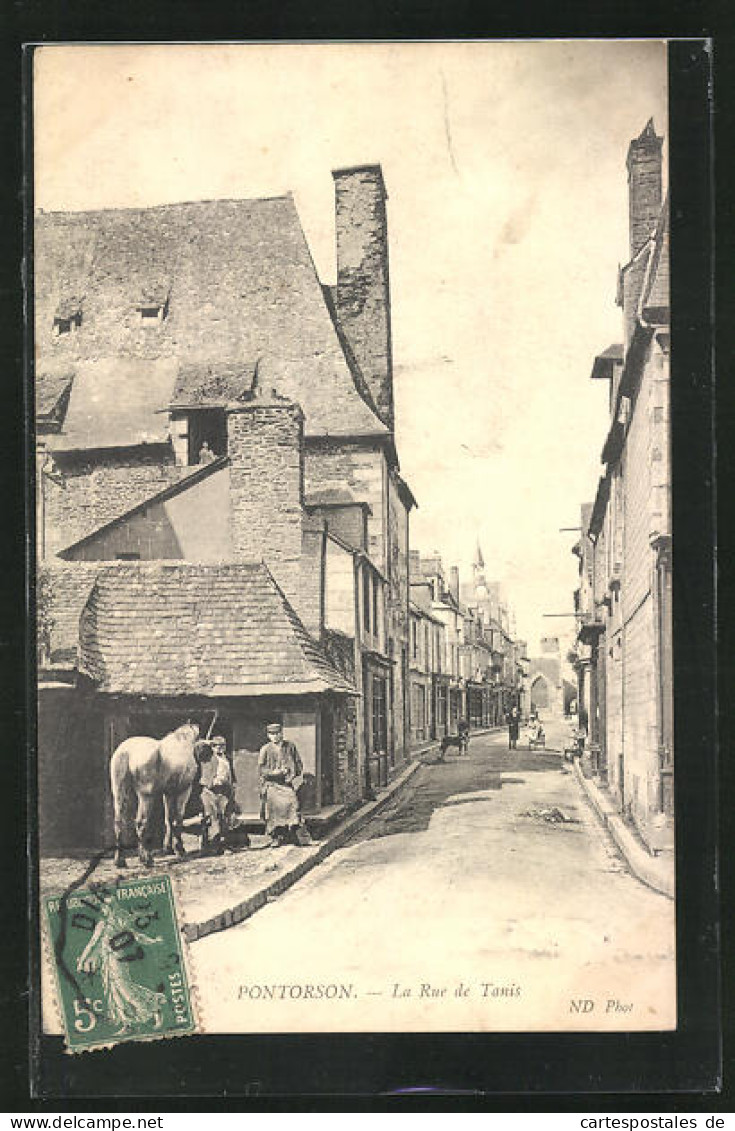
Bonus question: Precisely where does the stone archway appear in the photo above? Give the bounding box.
[530,673,551,714]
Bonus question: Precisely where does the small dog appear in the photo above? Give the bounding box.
[438,729,469,760]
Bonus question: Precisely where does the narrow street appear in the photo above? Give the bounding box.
[192,727,676,1033]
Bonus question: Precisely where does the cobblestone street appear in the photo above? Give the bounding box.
[192,727,676,1033]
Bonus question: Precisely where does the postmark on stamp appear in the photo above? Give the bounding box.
[44,872,197,1052]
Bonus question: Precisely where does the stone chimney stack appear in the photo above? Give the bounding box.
[627,119,663,260]
[332,164,394,429]
[226,383,305,618]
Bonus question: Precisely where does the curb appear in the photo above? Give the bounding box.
[185,757,424,943]
[572,760,674,900]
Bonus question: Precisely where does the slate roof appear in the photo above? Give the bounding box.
[49,357,179,450]
[78,562,356,697]
[35,195,388,441]
[36,371,75,420]
[169,361,257,408]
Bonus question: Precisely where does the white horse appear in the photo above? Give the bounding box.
[110,722,201,868]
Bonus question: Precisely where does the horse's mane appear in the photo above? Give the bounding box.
[171,722,199,738]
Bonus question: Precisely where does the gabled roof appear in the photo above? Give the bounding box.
[35,195,388,441]
[78,562,356,697]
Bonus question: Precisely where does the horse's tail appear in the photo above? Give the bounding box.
[110,742,136,829]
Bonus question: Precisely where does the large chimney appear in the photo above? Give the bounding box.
[626,119,663,260]
[226,383,306,619]
[332,164,394,429]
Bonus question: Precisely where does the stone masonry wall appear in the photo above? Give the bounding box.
[621,355,660,841]
[305,440,386,570]
[40,448,185,559]
[627,127,663,259]
[227,398,305,621]
[333,167,393,428]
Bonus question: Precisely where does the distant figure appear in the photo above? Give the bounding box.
[198,441,215,464]
[507,705,520,750]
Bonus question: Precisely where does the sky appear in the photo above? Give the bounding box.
[34,41,668,656]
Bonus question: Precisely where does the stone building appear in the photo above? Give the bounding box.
[574,120,672,852]
[36,163,416,851]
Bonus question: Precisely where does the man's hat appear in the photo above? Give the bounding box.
[266,722,282,734]
[210,735,226,746]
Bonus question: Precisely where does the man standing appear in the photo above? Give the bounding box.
[199,735,236,853]
[507,704,520,751]
[258,723,306,847]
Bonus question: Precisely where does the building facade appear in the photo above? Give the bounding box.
[36,164,416,852]
[573,120,672,852]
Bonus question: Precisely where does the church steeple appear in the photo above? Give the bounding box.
[473,538,488,600]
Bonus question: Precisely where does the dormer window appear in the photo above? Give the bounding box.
[137,301,167,324]
[53,311,81,336]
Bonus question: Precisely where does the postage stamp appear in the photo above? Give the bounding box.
[43,872,197,1053]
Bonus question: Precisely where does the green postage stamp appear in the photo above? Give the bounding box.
[44,873,197,1052]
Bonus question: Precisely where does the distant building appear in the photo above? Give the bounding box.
[526,636,564,720]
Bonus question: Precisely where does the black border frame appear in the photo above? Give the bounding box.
[0,22,721,1107]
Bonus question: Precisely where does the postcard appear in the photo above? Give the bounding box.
[33,40,678,1050]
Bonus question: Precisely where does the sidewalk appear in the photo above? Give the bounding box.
[39,725,508,943]
[573,759,674,899]
[40,754,425,944]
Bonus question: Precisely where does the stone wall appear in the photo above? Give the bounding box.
[619,353,662,841]
[627,122,663,259]
[227,396,305,619]
[332,166,393,428]
[40,447,185,559]
[304,440,386,569]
